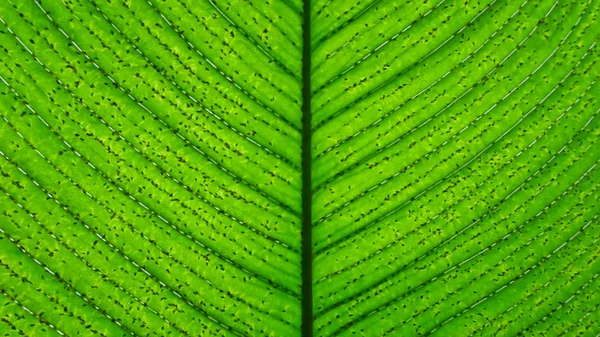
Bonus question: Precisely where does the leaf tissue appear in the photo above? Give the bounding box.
[0,0,598,336]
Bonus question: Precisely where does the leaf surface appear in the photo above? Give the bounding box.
[0,0,598,336]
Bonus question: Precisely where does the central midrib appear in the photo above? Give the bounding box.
[301,0,313,336]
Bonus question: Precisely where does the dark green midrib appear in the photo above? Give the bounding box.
[301,0,313,336]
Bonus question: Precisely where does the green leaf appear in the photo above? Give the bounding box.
[0,0,598,336]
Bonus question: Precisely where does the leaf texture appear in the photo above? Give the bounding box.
[0,0,599,336]
[0,0,303,336]
[311,0,600,336]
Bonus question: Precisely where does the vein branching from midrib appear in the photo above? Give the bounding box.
[2,0,599,336]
